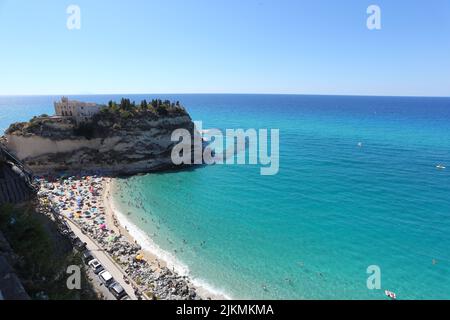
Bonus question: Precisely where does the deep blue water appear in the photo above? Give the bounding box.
[1,94,450,299]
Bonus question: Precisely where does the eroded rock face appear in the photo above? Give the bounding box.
[4,109,196,175]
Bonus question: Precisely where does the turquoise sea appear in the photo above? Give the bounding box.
[1,94,450,299]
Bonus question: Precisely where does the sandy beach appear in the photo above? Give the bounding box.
[37,174,224,300]
[103,180,168,271]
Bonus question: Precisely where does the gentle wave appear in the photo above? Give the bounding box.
[109,188,233,300]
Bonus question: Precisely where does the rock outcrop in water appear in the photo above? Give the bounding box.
[3,100,196,175]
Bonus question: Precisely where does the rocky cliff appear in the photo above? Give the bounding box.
[3,102,197,175]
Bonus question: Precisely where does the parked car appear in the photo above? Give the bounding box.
[88,259,104,274]
[68,231,76,238]
[73,238,87,251]
[82,250,94,264]
[99,270,114,287]
[109,281,127,300]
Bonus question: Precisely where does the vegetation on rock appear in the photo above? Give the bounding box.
[100,98,186,119]
[0,204,97,299]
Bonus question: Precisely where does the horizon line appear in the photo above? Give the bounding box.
[0,92,450,99]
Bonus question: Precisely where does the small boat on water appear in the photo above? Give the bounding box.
[385,290,397,300]
[436,164,446,170]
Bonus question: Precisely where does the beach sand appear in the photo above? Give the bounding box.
[37,174,226,300]
[103,179,167,271]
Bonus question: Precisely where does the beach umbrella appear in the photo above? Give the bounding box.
[136,254,145,261]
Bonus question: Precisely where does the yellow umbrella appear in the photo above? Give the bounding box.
[136,253,145,261]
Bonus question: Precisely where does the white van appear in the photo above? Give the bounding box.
[98,270,114,287]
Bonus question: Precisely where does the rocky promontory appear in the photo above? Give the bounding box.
[3,99,197,175]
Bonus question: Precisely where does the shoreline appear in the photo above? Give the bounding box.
[104,178,230,300]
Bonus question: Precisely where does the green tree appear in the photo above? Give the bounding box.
[140,99,148,109]
[120,98,132,111]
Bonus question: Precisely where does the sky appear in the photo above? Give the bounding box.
[0,0,449,97]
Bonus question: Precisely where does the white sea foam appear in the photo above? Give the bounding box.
[109,192,232,300]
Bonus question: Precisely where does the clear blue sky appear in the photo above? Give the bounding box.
[0,0,449,96]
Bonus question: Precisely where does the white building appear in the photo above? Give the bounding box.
[54,97,103,123]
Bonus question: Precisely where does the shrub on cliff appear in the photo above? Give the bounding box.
[0,204,97,299]
[97,97,187,122]
[140,99,148,109]
[4,122,25,135]
[119,110,132,119]
[5,120,42,135]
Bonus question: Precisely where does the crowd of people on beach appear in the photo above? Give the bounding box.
[114,180,211,255]
[35,174,203,300]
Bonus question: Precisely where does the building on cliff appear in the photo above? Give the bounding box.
[54,97,103,124]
